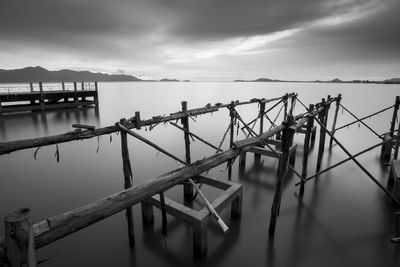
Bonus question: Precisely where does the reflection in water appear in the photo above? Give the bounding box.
[1,83,400,267]
[0,105,100,142]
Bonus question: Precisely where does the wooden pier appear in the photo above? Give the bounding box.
[0,82,99,114]
[0,92,399,266]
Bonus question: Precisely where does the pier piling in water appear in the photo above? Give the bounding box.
[1,93,399,263]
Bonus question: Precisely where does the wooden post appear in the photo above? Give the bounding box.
[81,82,86,101]
[73,82,78,104]
[269,115,295,236]
[120,118,135,246]
[239,151,246,176]
[316,98,327,172]
[94,82,99,105]
[193,219,208,258]
[181,101,193,198]
[29,82,34,93]
[283,93,288,121]
[394,119,400,160]
[254,101,265,167]
[330,94,342,147]
[39,82,44,111]
[62,82,65,91]
[289,94,296,116]
[300,104,314,196]
[228,101,235,178]
[390,96,400,137]
[4,208,37,267]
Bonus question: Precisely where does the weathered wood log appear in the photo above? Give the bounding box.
[5,208,37,267]
[120,118,135,246]
[72,124,95,130]
[0,95,294,155]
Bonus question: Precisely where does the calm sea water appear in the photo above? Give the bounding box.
[0,82,400,267]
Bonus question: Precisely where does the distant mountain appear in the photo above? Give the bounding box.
[0,66,142,83]
[235,77,400,84]
[234,77,283,82]
[160,78,180,82]
[383,78,400,84]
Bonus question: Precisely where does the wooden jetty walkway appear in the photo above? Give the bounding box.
[0,92,399,266]
[0,82,99,114]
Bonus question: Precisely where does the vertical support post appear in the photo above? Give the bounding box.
[269,115,295,236]
[193,219,208,258]
[181,101,193,198]
[254,101,265,167]
[239,151,246,176]
[289,94,296,116]
[394,118,400,160]
[120,118,135,246]
[228,101,235,179]
[330,94,342,147]
[283,93,288,121]
[29,82,35,106]
[231,189,243,219]
[300,104,314,196]
[134,111,141,130]
[316,98,327,172]
[62,82,65,91]
[94,81,99,105]
[4,208,37,267]
[390,96,400,137]
[39,82,44,111]
[73,82,78,104]
[81,82,86,101]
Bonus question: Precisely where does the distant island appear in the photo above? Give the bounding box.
[234,77,400,84]
[0,66,183,83]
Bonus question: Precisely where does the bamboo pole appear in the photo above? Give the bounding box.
[329,94,342,147]
[119,119,135,246]
[312,115,400,205]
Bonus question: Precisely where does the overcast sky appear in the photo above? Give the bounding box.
[0,0,399,81]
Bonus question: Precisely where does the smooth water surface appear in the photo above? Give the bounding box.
[0,82,400,267]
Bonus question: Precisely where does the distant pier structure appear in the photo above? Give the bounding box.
[0,81,99,114]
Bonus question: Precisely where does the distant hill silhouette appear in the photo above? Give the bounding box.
[0,66,142,83]
[235,76,400,84]
[160,78,180,82]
